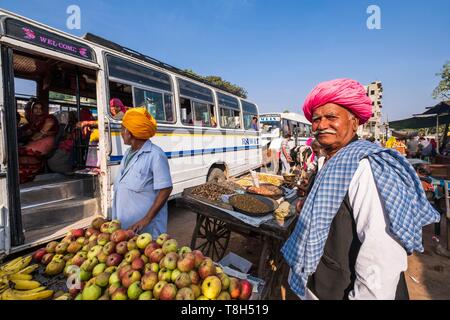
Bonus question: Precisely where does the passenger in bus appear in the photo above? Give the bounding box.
[112,107,173,239]
[110,97,127,120]
[252,116,258,130]
[18,100,59,184]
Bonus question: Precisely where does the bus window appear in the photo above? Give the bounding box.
[192,101,215,127]
[180,97,193,125]
[108,81,133,120]
[217,92,241,129]
[241,100,258,130]
[134,87,175,123]
[178,78,215,127]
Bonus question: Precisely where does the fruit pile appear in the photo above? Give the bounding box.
[0,256,53,300]
[30,217,253,300]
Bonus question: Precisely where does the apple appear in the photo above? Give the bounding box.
[198,258,216,279]
[46,241,58,253]
[153,280,167,300]
[115,241,128,255]
[127,281,143,300]
[105,266,117,274]
[149,249,164,263]
[127,238,137,251]
[85,227,99,238]
[138,291,153,300]
[141,271,158,291]
[177,252,195,272]
[162,239,178,254]
[111,287,128,300]
[175,272,191,289]
[79,269,91,281]
[122,270,141,288]
[239,279,253,300]
[92,263,107,277]
[81,257,98,272]
[217,272,230,290]
[67,241,82,254]
[159,283,177,300]
[149,262,159,273]
[103,241,117,255]
[76,236,86,245]
[87,245,103,260]
[156,233,170,246]
[228,278,241,299]
[72,252,87,266]
[125,249,141,264]
[136,233,152,249]
[110,229,129,243]
[197,295,209,300]
[158,268,172,282]
[144,242,161,258]
[171,269,181,283]
[140,255,149,264]
[91,217,107,230]
[32,248,47,262]
[97,233,110,246]
[178,246,192,256]
[88,235,98,243]
[106,253,123,267]
[131,258,145,272]
[162,252,179,270]
[97,251,108,263]
[45,260,65,276]
[190,284,201,299]
[189,270,201,285]
[118,264,132,279]
[41,253,54,265]
[217,291,231,300]
[95,272,111,287]
[159,257,165,269]
[176,287,195,300]
[69,228,84,238]
[61,235,73,244]
[109,271,121,285]
[201,276,222,300]
[108,282,121,296]
[192,250,205,268]
[55,242,68,254]
[82,283,102,300]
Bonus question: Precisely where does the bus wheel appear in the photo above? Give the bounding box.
[207,167,226,183]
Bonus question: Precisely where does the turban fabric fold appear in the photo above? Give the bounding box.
[122,107,157,140]
[302,78,373,125]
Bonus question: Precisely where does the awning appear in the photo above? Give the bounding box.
[389,101,450,130]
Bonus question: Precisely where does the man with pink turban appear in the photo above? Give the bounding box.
[282,78,440,300]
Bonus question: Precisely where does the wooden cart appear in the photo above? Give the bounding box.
[177,187,298,299]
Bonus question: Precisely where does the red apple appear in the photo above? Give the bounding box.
[177,252,195,272]
[111,230,129,243]
[239,279,253,300]
[106,253,123,267]
[198,258,216,279]
[131,258,145,272]
[91,217,107,230]
[228,278,241,299]
[32,248,47,262]
[159,283,177,300]
[102,241,117,255]
[189,270,201,285]
[149,248,165,263]
[118,264,132,279]
[144,242,161,258]
[69,228,84,238]
[121,270,141,288]
[85,227,100,238]
[141,271,158,291]
[115,241,128,255]
[41,253,54,265]
[192,250,205,268]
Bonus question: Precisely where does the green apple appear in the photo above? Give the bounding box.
[81,284,102,300]
[109,271,121,285]
[136,233,152,249]
[127,281,143,300]
[171,269,181,283]
[201,276,222,300]
[138,291,153,300]
[153,280,167,300]
[92,263,107,277]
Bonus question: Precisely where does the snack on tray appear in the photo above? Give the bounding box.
[236,179,254,187]
[247,184,283,198]
[229,194,271,214]
[190,183,235,202]
[257,174,284,187]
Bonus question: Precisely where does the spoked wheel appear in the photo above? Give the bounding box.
[190,215,231,261]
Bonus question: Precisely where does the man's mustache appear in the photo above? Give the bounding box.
[313,129,337,136]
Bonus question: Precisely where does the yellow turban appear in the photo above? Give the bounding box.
[122,107,157,140]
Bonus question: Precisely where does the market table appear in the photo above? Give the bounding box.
[176,186,299,299]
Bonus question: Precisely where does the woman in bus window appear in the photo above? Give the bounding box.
[110,98,127,120]
[18,100,59,183]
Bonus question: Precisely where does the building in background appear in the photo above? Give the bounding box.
[358,81,383,139]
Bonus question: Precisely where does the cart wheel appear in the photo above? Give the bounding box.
[191,216,231,261]
[258,238,285,299]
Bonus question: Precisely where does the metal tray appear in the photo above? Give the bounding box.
[229,194,279,217]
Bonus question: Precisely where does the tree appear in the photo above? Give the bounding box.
[183,69,247,98]
[433,61,450,100]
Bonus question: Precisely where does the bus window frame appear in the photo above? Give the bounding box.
[132,83,176,124]
[240,100,259,131]
[216,91,242,130]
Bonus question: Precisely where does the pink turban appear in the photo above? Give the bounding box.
[109,98,127,113]
[302,78,373,125]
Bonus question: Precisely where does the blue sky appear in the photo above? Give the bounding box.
[1,0,449,121]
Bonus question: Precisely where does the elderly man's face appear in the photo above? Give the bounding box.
[311,103,359,153]
[121,125,132,145]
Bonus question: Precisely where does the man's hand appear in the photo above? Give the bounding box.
[129,217,150,234]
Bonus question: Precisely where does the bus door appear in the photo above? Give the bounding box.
[0,45,24,256]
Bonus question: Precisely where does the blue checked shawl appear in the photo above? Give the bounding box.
[281,139,440,297]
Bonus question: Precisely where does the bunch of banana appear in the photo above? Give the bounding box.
[274,201,291,220]
[0,255,32,276]
[0,255,42,297]
[1,287,53,300]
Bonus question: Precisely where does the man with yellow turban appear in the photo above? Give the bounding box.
[112,107,173,238]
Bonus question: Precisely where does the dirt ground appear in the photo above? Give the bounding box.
[167,200,450,300]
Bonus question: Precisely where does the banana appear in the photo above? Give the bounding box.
[10,279,41,290]
[9,287,46,296]
[1,256,32,273]
[0,257,22,271]
[8,273,33,281]
[17,264,39,275]
[2,288,54,300]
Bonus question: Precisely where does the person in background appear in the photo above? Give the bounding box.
[407,137,419,158]
[110,98,127,120]
[280,132,294,173]
[112,107,173,239]
[18,100,59,184]
[252,116,259,130]
[282,78,440,300]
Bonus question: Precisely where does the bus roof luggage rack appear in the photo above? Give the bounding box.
[83,32,240,97]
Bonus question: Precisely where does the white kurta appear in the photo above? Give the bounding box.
[300,158,408,300]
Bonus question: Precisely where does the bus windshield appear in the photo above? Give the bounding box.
[260,120,281,134]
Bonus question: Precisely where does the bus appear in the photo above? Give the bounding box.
[0,9,261,258]
[259,112,312,173]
